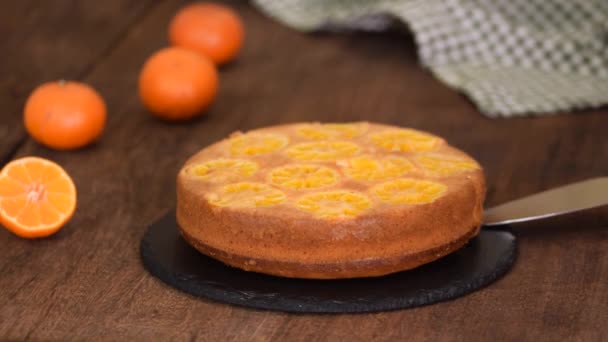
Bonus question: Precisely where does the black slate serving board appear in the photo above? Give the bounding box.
[140,211,517,313]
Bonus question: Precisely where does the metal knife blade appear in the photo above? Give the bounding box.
[483,177,608,227]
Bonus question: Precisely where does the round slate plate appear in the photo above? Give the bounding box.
[140,211,517,313]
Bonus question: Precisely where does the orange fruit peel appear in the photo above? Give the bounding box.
[24,80,107,150]
[139,47,218,121]
[0,157,76,238]
[169,2,244,65]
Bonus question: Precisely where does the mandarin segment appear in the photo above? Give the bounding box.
[371,129,443,152]
[22,162,45,183]
[342,156,416,181]
[287,141,360,161]
[188,159,258,183]
[46,193,76,213]
[5,163,31,185]
[296,122,368,140]
[229,133,288,156]
[372,178,447,205]
[208,182,286,208]
[0,178,25,197]
[26,162,63,183]
[17,201,41,227]
[44,163,67,182]
[45,177,75,194]
[296,190,372,218]
[0,197,27,217]
[415,154,480,176]
[269,164,338,190]
[39,202,62,226]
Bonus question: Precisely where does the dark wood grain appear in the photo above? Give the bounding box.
[1,1,607,340]
[0,0,157,164]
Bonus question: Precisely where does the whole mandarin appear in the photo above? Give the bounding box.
[169,2,244,65]
[24,80,106,150]
[139,47,219,121]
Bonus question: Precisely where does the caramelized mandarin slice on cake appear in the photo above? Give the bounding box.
[187,159,258,183]
[370,129,443,152]
[296,190,372,218]
[372,178,446,205]
[269,164,338,190]
[286,141,360,161]
[296,122,368,140]
[229,133,288,156]
[207,182,286,207]
[341,156,416,181]
[414,154,480,176]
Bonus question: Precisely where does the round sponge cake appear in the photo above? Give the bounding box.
[177,122,485,279]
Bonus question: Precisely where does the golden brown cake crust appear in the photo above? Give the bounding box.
[176,122,486,279]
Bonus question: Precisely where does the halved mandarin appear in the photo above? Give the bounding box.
[296,122,368,140]
[0,157,77,238]
[341,156,416,181]
[229,133,288,156]
[296,190,371,218]
[414,154,480,177]
[207,182,286,208]
[188,159,258,183]
[287,141,360,161]
[372,178,446,205]
[371,129,443,152]
[269,164,338,190]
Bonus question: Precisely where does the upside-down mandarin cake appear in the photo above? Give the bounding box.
[176,122,485,279]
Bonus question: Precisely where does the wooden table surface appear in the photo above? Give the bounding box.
[1,1,607,340]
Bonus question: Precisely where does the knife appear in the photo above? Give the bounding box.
[483,177,608,227]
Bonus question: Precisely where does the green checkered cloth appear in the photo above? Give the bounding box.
[252,0,608,117]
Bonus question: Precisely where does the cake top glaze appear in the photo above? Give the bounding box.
[179,122,481,219]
